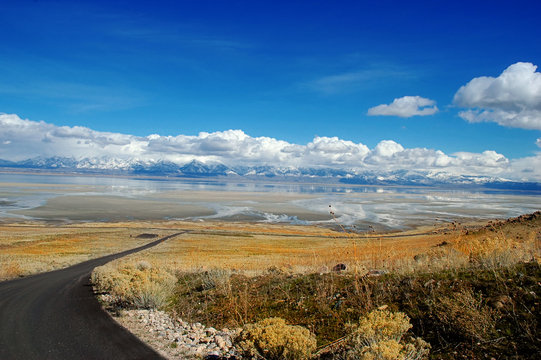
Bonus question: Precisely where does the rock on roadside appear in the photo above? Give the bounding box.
[109,307,239,359]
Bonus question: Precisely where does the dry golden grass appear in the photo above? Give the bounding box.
[85,213,540,360]
[115,216,539,276]
[0,222,177,280]
[96,220,449,275]
[3,212,540,281]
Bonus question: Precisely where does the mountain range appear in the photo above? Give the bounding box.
[1,156,539,190]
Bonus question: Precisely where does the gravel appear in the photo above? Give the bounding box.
[100,295,240,359]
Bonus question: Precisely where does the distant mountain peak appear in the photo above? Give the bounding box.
[0,156,539,190]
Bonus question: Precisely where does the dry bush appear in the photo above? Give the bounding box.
[434,288,500,342]
[236,317,317,360]
[132,281,172,309]
[197,268,232,291]
[354,309,412,343]
[345,309,430,360]
[91,260,176,309]
[136,260,152,271]
[456,232,536,269]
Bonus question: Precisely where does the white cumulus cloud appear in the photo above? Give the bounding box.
[373,140,404,157]
[0,113,146,161]
[302,136,370,166]
[508,153,541,181]
[367,96,439,118]
[454,62,541,130]
[2,113,537,180]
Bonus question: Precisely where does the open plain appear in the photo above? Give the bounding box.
[88,214,540,359]
[1,174,540,359]
[3,214,528,281]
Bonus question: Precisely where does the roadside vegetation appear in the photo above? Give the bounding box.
[91,212,540,359]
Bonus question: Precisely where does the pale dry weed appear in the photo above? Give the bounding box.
[434,288,500,342]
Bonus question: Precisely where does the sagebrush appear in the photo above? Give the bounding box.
[345,309,430,360]
[236,317,317,360]
[91,260,176,309]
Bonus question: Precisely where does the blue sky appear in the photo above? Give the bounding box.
[1,0,541,179]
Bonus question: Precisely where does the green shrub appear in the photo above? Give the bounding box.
[345,309,430,360]
[236,317,317,360]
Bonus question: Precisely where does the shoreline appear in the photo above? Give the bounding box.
[2,169,541,194]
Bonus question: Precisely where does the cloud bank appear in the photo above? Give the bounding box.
[367,96,438,118]
[454,62,541,130]
[2,113,540,181]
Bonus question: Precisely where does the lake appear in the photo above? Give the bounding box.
[1,172,540,231]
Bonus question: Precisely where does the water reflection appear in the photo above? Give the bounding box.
[0,173,539,229]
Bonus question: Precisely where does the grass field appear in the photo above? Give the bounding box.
[89,213,540,359]
[2,213,540,359]
[0,221,179,280]
[3,214,538,279]
[88,214,539,275]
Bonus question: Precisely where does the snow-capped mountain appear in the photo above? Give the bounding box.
[0,156,539,189]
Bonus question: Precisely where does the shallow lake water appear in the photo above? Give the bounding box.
[1,173,540,230]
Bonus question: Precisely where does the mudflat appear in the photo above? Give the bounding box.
[3,174,540,228]
[14,195,215,221]
[13,192,330,222]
